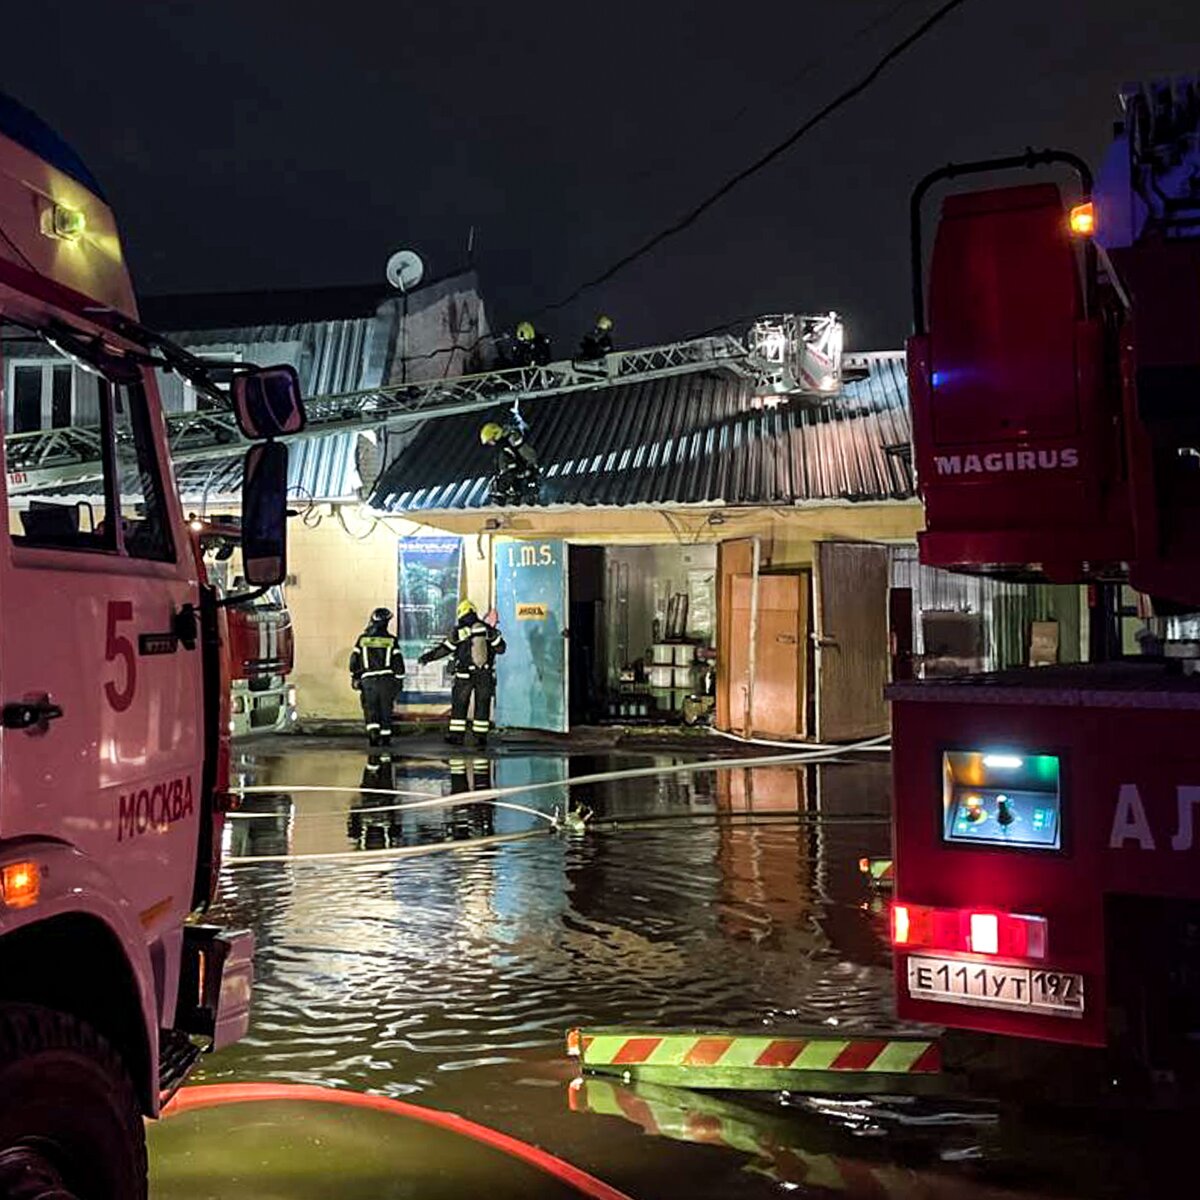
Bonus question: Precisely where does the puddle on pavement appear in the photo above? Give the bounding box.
[171,747,1173,1198]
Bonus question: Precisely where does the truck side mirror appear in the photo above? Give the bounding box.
[241,441,290,587]
[231,365,306,440]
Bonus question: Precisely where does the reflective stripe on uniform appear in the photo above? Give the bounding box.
[362,669,393,678]
[365,723,380,731]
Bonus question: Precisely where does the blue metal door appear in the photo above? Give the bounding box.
[493,539,568,732]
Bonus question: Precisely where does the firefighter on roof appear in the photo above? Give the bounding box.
[511,320,552,367]
[419,599,506,746]
[349,607,405,746]
[578,314,614,360]
[481,420,540,504]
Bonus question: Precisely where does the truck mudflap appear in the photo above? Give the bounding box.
[175,925,255,1052]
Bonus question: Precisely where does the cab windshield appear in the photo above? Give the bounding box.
[1,316,175,561]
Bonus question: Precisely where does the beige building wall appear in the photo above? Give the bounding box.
[286,505,496,719]
[285,500,925,719]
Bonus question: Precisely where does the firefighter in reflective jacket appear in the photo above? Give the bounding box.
[350,607,405,746]
[481,421,539,505]
[419,600,506,745]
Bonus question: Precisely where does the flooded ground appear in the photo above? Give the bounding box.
[152,738,1184,1199]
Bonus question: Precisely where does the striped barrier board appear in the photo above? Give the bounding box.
[567,1027,945,1094]
[859,856,894,885]
[569,1076,928,1196]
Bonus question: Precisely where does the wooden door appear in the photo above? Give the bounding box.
[716,539,754,730]
[814,542,890,742]
[728,572,808,739]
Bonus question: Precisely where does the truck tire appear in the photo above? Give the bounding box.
[0,1004,146,1200]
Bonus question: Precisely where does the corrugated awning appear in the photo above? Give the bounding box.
[369,352,914,512]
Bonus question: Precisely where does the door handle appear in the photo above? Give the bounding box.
[2,695,64,732]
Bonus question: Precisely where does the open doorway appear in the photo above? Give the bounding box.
[605,544,716,723]
[568,546,605,725]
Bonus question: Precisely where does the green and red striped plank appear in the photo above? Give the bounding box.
[567,1027,944,1094]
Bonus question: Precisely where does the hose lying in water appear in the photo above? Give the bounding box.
[226,828,549,865]
[231,734,892,823]
[163,1083,634,1200]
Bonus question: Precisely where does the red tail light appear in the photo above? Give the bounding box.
[890,901,1047,960]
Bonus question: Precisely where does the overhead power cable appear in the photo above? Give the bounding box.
[622,0,920,191]
[537,0,972,317]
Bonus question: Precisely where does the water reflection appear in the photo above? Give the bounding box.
[206,751,897,1093]
[197,748,1109,1199]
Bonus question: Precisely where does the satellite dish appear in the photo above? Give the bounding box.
[385,249,425,293]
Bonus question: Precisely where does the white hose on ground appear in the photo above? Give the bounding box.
[227,828,545,865]
[711,727,891,752]
[230,735,892,821]
[227,795,557,826]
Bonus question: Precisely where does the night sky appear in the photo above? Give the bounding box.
[8,2,1200,350]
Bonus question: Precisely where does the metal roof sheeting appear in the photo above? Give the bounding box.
[172,431,362,505]
[370,352,914,513]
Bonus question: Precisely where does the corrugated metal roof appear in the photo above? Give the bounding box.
[369,352,914,513]
[173,431,362,505]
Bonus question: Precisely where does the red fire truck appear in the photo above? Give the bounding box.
[193,517,297,737]
[891,77,1200,1089]
[0,93,305,1194]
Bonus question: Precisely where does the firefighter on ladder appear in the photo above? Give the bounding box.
[481,420,540,504]
[578,314,614,360]
[419,600,506,746]
[511,320,552,367]
[349,607,405,746]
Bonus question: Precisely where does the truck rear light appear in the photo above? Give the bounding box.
[969,912,999,954]
[1,861,40,909]
[891,901,1047,960]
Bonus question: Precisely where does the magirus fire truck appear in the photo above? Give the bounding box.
[891,76,1200,1092]
[192,516,297,737]
[0,93,305,1196]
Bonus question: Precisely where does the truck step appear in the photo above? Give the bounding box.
[158,1028,203,1103]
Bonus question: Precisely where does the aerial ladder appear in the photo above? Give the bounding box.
[5,312,847,496]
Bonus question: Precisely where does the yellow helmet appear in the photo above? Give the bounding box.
[480,422,504,445]
[596,314,613,331]
[515,320,535,342]
[457,599,478,619]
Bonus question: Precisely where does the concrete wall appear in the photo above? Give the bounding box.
[381,277,492,384]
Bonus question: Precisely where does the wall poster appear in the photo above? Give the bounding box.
[397,536,462,701]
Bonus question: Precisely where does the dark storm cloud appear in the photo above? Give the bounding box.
[7,1,1200,349]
